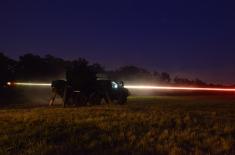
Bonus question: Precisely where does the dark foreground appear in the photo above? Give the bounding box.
[0,96,235,155]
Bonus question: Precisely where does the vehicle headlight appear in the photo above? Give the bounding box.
[112,81,118,89]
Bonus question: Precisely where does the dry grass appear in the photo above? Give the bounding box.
[0,95,235,155]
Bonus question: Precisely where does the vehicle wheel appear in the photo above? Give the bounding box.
[63,86,75,107]
[117,95,127,105]
[63,87,69,107]
[89,92,102,105]
[76,94,88,106]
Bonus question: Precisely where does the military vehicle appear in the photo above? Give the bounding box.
[49,66,129,107]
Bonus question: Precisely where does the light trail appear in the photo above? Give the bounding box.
[8,82,51,87]
[125,85,235,92]
[7,82,235,92]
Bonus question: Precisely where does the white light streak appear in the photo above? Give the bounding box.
[7,82,235,92]
[124,85,235,92]
[14,82,51,87]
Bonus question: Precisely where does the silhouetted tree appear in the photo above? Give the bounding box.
[0,52,16,85]
[114,65,151,81]
[194,78,207,86]
[0,52,214,88]
[174,77,192,85]
[0,52,19,105]
[16,54,69,80]
[174,76,208,86]
[90,63,105,73]
[44,54,67,78]
[160,72,171,83]
[153,71,160,77]
[16,54,47,80]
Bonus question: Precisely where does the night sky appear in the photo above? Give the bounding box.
[1,0,235,84]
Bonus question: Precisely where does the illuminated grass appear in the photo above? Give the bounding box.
[0,96,235,154]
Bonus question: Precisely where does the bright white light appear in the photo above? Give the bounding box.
[112,81,118,89]
[14,82,51,87]
[125,85,235,92]
[7,82,11,86]
[8,82,235,92]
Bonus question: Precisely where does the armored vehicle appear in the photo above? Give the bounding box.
[49,65,129,106]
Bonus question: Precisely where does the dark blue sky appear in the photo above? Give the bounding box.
[1,0,235,84]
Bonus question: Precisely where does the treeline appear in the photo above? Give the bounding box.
[0,52,228,87]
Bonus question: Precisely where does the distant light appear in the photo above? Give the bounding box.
[7,82,11,86]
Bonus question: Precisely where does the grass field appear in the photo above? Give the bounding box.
[0,95,235,155]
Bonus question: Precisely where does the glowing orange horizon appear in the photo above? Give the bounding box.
[7,82,235,92]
